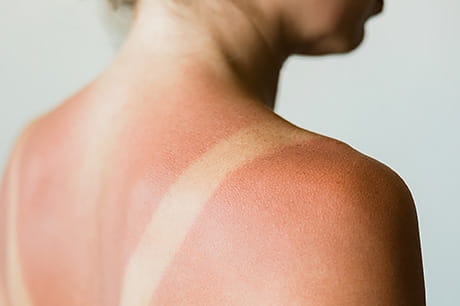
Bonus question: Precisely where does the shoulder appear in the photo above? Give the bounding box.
[0,117,53,204]
[1,120,38,179]
[1,104,81,184]
[0,120,40,208]
[285,135,416,210]
[215,133,418,226]
[232,133,416,212]
[285,139,426,305]
[204,135,426,304]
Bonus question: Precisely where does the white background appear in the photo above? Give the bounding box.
[1,0,459,304]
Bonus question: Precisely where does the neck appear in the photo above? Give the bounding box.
[96,1,289,111]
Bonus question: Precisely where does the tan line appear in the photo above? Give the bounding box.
[119,121,308,306]
[5,136,34,306]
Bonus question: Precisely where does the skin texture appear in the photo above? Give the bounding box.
[0,0,424,305]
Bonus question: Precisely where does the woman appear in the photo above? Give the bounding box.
[0,0,425,305]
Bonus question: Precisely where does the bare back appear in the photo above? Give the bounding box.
[0,91,326,305]
[0,89,425,305]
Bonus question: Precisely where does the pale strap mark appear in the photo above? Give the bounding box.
[119,121,308,306]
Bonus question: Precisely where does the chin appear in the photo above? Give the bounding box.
[336,31,366,53]
[295,27,366,56]
[327,25,367,54]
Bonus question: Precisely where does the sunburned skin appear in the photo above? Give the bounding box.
[2,132,33,306]
[0,84,327,305]
[0,67,424,306]
[119,119,311,306]
[0,0,427,303]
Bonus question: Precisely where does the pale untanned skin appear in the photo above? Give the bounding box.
[0,0,425,305]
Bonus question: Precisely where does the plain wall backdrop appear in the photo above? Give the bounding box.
[1,0,459,304]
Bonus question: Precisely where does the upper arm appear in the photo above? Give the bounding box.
[0,161,12,305]
[287,147,426,305]
[166,139,426,305]
[0,137,21,306]
[0,123,36,306]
